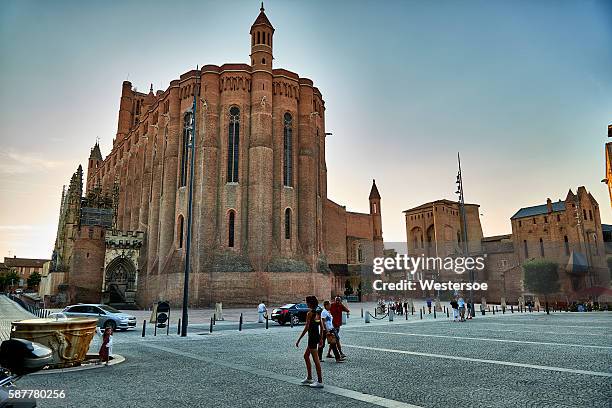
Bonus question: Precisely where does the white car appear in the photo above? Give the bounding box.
[62,304,137,331]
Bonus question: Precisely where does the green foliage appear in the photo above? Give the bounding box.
[27,271,41,288]
[523,259,560,296]
[0,270,20,290]
[344,279,354,296]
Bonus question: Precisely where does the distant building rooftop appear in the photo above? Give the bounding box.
[511,201,565,220]
[3,257,49,268]
[403,199,479,213]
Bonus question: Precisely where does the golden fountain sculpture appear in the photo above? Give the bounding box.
[11,316,98,368]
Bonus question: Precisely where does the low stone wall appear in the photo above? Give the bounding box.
[136,271,332,308]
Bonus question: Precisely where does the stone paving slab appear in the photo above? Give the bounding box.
[11,304,612,408]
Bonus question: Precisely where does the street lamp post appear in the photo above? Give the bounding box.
[456,153,475,318]
[180,82,199,337]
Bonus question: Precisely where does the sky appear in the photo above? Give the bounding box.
[0,0,611,259]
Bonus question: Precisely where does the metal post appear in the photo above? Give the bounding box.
[154,321,157,336]
[239,313,243,331]
[141,320,146,337]
[457,152,474,318]
[213,313,216,325]
[266,315,269,329]
[181,84,199,337]
[210,317,213,333]
[177,318,181,335]
[420,309,422,319]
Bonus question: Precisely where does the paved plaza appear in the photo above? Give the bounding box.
[4,298,611,407]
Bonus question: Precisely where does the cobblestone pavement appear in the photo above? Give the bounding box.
[8,300,612,408]
[0,295,33,341]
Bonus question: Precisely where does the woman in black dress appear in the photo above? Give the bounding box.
[296,295,325,388]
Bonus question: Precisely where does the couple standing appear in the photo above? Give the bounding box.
[295,296,349,388]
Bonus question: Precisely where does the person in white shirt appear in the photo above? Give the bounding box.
[318,301,344,363]
[257,301,267,323]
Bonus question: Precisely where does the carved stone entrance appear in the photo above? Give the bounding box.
[104,257,137,304]
[102,231,144,306]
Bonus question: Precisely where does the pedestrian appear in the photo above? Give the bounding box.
[319,300,344,363]
[296,295,325,388]
[466,301,472,320]
[426,297,432,314]
[450,298,459,322]
[328,296,349,359]
[458,296,466,322]
[97,326,113,366]
[403,301,408,315]
[257,300,267,323]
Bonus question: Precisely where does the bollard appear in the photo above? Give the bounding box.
[482,308,485,316]
[502,307,505,314]
[167,320,170,335]
[447,309,450,318]
[213,313,216,325]
[411,306,414,315]
[493,307,495,315]
[405,310,408,320]
[154,320,157,336]
[177,319,181,335]
[511,305,513,313]
[361,308,363,318]
[142,320,146,337]
[374,308,377,317]
[420,309,422,320]
[266,315,269,329]
[290,313,294,328]
[389,310,394,322]
[239,313,243,331]
[210,317,213,333]
[365,312,370,323]
[433,309,436,319]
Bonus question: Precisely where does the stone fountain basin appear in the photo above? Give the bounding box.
[11,317,98,368]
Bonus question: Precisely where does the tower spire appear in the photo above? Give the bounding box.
[261,2,264,12]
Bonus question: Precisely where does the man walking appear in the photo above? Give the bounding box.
[328,297,349,359]
[257,301,267,323]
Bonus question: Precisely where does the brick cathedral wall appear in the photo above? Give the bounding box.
[136,271,332,308]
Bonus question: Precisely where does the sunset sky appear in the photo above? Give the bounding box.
[1,0,611,259]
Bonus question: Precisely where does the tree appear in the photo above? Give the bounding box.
[27,271,41,289]
[344,279,354,297]
[0,270,20,291]
[523,259,560,314]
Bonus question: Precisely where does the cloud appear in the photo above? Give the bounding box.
[0,149,67,175]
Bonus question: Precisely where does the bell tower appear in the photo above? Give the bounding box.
[369,179,384,258]
[250,3,274,72]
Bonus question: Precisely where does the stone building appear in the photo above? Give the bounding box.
[605,136,612,207]
[403,186,609,303]
[510,186,607,296]
[3,256,49,288]
[403,199,483,283]
[52,6,383,307]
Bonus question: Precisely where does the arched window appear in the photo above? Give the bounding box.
[177,215,184,249]
[257,31,260,44]
[227,107,240,182]
[523,240,528,258]
[228,210,235,247]
[283,113,293,186]
[539,238,544,257]
[180,111,191,187]
[564,235,570,255]
[284,208,291,239]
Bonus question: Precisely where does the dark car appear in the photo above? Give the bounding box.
[271,303,321,326]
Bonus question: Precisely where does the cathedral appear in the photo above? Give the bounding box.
[49,6,384,307]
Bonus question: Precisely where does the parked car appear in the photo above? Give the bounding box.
[62,304,136,331]
[270,303,321,326]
